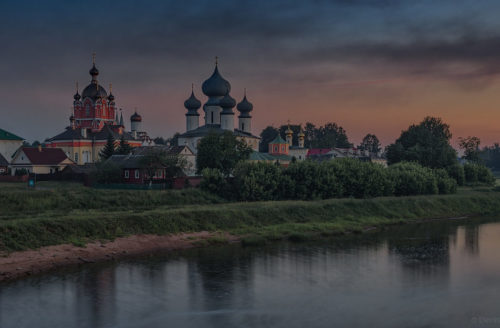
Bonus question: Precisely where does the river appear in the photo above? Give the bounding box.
[1,218,500,328]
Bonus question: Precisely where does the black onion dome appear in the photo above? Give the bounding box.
[202,66,231,97]
[73,92,81,101]
[82,84,108,99]
[237,95,253,113]
[184,91,201,110]
[108,93,115,102]
[131,112,142,122]
[89,64,99,77]
[219,93,236,109]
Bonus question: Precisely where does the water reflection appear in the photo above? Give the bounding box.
[1,217,500,328]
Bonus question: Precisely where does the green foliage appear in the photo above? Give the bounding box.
[464,163,495,186]
[480,143,500,171]
[202,158,455,201]
[99,134,116,160]
[459,136,481,163]
[139,148,186,182]
[387,162,438,196]
[359,134,381,153]
[259,126,279,152]
[94,161,122,184]
[200,168,230,197]
[445,163,465,186]
[196,131,253,176]
[233,162,283,201]
[116,136,133,155]
[386,116,458,169]
[433,168,458,194]
[258,122,352,152]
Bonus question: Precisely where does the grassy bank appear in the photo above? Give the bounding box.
[1,181,500,252]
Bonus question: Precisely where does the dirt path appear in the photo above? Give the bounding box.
[0,232,238,282]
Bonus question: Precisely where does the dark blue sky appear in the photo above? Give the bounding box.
[2,0,500,145]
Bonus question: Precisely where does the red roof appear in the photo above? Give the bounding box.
[21,147,70,165]
[307,148,332,157]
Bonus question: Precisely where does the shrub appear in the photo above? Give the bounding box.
[464,163,495,186]
[233,162,283,201]
[433,168,458,194]
[94,162,122,184]
[446,163,465,186]
[200,168,229,197]
[388,162,438,196]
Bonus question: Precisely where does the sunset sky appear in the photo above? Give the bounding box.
[2,0,500,148]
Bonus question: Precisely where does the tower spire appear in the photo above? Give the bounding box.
[92,52,96,65]
[215,56,218,66]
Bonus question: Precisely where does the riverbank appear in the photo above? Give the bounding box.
[2,183,500,281]
[0,231,238,282]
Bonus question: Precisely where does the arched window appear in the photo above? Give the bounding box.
[85,104,90,116]
[241,123,245,131]
[211,112,214,124]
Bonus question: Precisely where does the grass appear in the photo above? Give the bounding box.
[1,181,500,252]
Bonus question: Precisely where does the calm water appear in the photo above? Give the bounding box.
[2,218,500,328]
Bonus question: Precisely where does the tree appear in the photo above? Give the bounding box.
[359,134,381,153]
[386,116,457,169]
[116,135,133,155]
[153,137,166,145]
[458,136,481,163]
[309,122,352,148]
[196,131,253,176]
[166,133,180,147]
[259,126,279,152]
[138,148,187,185]
[99,134,116,160]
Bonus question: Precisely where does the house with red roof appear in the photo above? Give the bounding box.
[10,146,74,175]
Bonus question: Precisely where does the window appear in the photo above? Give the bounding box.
[74,153,79,163]
[124,170,129,178]
[135,170,140,179]
[282,146,285,151]
[211,112,214,123]
[241,123,245,131]
[274,146,278,152]
[85,104,90,116]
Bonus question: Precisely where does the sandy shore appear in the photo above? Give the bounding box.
[0,232,238,282]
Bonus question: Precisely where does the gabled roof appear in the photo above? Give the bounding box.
[47,125,138,142]
[19,147,70,165]
[307,148,332,156]
[0,128,23,141]
[105,154,145,169]
[0,153,9,166]
[269,135,287,144]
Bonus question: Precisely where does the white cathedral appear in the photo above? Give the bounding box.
[177,61,260,153]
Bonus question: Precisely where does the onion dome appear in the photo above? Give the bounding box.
[202,65,231,98]
[108,93,115,102]
[237,92,253,118]
[130,111,142,122]
[237,95,253,113]
[69,114,75,122]
[220,92,236,109]
[82,83,108,99]
[73,91,81,101]
[89,64,99,79]
[298,129,305,138]
[286,125,293,135]
[184,91,201,111]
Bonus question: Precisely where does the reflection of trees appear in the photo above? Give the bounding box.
[387,221,459,282]
[464,225,479,254]
[75,265,117,328]
[186,246,255,327]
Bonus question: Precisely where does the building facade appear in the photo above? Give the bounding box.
[177,62,260,153]
[45,57,143,164]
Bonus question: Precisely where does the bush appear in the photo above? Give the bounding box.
[464,163,495,186]
[388,162,438,196]
[200,168,231,198]
[94,162,122,184]
[446,163,465,186]
[434,168,458,194]
[233,162,283,201]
